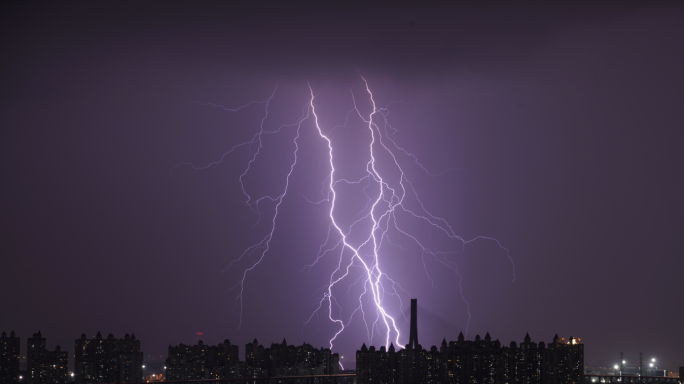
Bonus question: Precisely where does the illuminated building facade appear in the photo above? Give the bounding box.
[165,339,240,380]
[26,332,68,384]
[1,331,21,384]
[74,332,143,384]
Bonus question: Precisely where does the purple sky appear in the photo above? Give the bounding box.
[2,2,683,371]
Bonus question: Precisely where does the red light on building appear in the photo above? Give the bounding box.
[196,332,203,335]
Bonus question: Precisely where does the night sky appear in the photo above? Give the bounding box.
[2,2,683,371]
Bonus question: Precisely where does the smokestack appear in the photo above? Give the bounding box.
[408,298,419,349]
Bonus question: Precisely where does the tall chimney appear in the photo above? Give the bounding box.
[408,298,419,349]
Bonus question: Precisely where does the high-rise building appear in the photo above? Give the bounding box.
[166,338,338,382]
[26,332,68,384]
[165,339,240,380]
[244,339,339,381]
[244,339,267,378]
[0,331,21,384]
[74,332,142,384]
[544,335,584,383]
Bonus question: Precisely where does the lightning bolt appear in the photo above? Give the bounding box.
[173,76,516,367]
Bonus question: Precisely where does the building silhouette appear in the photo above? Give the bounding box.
[26,332,68,384]
[1,331,21,384]
[165,339,240,380]
[356,299,584,384]
[74,332,142,384]
[166,338,338,382]
[244,338,339,380]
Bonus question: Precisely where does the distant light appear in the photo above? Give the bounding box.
[164,367,167,370]
[622,360,626,364]
[614,365,619,370]
[142,365,145,368]
[650,363,654,367]
[196,332,203,335]
[652,358,656,362]
[19,376,23,380]
[70,373,74,377]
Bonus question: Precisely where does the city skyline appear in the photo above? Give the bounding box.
[1,328,677,383]
[1,1,683,372]
[0,327,673,373]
